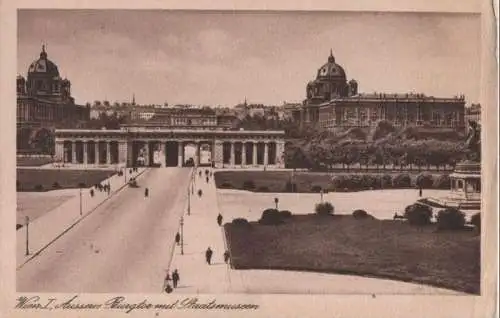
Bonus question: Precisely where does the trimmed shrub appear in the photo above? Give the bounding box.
[34,184,44,191]
[232,218,251,227]
[52,181,61,189]
[77,182,86,188]
[259,208,283,225]
[284,181,297,193]
[361,175,378,189]
[433,174,451,189]
[393,173,412,188]
[404,204,432,226]
[331,175,346,190]
[315,202,334,216]
[197,189,203,197]
[416,173,434,189]
[219,182,233,189]
[379,174,393,189]
[279,210,293,218]
[311,185,322,193]
[352,209,370,219]
[242,180,256,191]
[471,213,481,231]
[257,186,269,192]
[436,208,466,231]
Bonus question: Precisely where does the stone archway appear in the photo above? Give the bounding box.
[198,141,213,166]
[183,141,198,166]
[165,141,180,167]
[63,140,72,163]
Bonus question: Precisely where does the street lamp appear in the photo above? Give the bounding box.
[79,187,83,216]
[274,197,279,210]
[180,216,184,255]
[25,216,29,256]
[187,187,191,216]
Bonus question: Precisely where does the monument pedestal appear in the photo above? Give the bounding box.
[427,160,481,211]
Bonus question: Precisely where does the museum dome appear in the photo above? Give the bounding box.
[316,50,346,80]
[27,45,60,77]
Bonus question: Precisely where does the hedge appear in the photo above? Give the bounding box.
[259,208,284,225]
[315,202,334,216]
[436,208,466,231]
[352,209,370,219]
[404,204,432,226]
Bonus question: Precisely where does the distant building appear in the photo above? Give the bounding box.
[290,50,466,131]
[17,45,89,152]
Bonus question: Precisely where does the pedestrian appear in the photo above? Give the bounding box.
[205,247,213,265]
[172,269,180,288]
[129,168,133,174]
[419,187,423,197]
[145,188,149,198]
[217,213,223,226]
[206,176,209,183]
[164,272,173,293]
[90,189,94,198]
[175,232,180,246]
[223,250,230,264]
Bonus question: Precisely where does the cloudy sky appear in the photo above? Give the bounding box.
[17,10,480,107]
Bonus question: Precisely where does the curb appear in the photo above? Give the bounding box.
[16,168,150,270]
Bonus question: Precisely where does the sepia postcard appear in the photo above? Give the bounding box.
[0,1,498,318]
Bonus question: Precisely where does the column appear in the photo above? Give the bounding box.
[213,140,223,168]
[126,141,133,167]
[177,141,183,167]
[277,141,285,168]
[463,178,468,200]
[95,141,100,164]
[242,142,247,166]
[264,142,269,166]
[119,140,128,166]
[253,142,257,166]
[71,141,76,164]
[83,141,88,165]
[160,142,166,167]
[106,142,111,164]
[55,141,64,162]
[230,142,235,166]
[144,142,150,166]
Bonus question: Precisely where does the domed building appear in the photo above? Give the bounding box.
[17,45,90,153]
[290,50,466,131]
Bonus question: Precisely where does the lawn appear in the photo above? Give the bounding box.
[214,171,445,193]
[17,192,74,226]
[224,214,480,294]
[16,169,116,192]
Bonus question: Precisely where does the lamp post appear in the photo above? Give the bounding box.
[320,189,324,203]
[25,216,29,256]
[274,197,279,210]
[187,187,191,216]
[180,216,184,255]
[79,187,83,216]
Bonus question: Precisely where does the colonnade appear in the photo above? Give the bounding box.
[55,138,285,168]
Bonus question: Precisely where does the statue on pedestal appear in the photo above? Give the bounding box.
[465,120,481,162]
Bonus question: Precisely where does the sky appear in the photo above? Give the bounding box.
[17,10,481,107]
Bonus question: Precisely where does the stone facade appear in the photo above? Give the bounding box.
[289,51,466,130]
[54,128,286,169]
[17,46,90,153]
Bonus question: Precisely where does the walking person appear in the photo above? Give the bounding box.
[217,213,223,226]
[144,187,149,198]
[172,269,180,288]
[175,232,180,246]
[205,247,213,265]
[164,272,173,293]
[419,186,423,197]
[223,250,230,264]
[90,189,94,198]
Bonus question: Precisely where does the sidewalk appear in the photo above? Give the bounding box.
[167,167,238,294]
[16,167,149,269]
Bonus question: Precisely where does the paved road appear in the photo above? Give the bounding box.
[17,168,191,293]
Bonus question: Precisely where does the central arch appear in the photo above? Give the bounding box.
[165,141,179,167]
[198,141,212,166]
